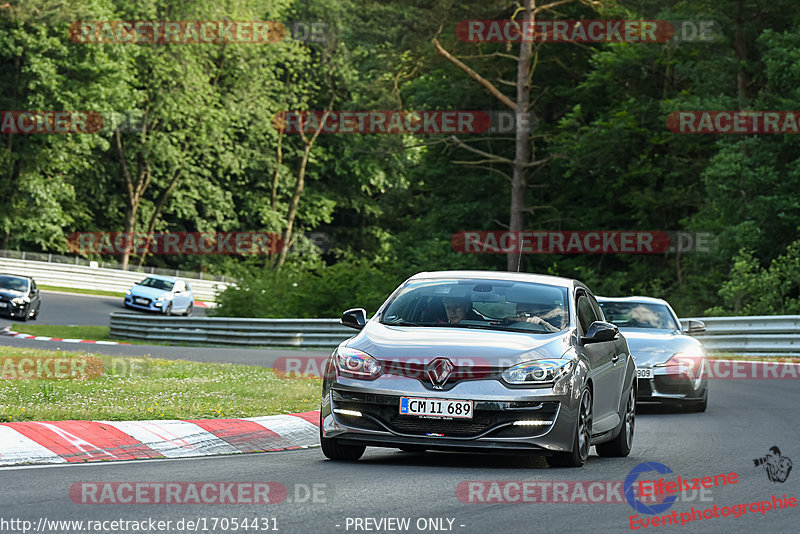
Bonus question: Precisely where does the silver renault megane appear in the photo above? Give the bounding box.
[319,270,636,467]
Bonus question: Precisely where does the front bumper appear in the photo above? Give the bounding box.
[636,366,707,403]
[0,300,28,318]
[321,377,579,453]
[124,295,166,312]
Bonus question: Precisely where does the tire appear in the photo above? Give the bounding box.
[184,303,193,317]
[596,382,635,457]
[164,303,173,316]
[320,423,365,461]
[547,388,592,468]
[17,305,29,322]
[31,305,39,320]
[683,388,708,413]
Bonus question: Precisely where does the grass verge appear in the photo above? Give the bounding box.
[10,324,113,341]
[39,285,126,298]
[8,324,171,346]
[0,345,320,422]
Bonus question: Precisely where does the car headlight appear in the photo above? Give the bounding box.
[501,359,574,385]
[11,297,30,305]
[335,347,382,379]
[125,290,131,296]
[155,296,167,301]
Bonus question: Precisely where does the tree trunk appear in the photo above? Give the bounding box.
[135,167,181,270]
[508,0,534,272]
[276,143,311,270]
[115,129,150,271]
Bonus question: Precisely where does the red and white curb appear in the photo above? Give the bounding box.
[0,411,320,467]
[193,300,216,309]
[0,327,130,345]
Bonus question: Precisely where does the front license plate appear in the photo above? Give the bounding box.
[0,302,6,308]
[399,397,473,419]
[135,298,148,305]
[637,368,653,379]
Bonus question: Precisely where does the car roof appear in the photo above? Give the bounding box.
[407,270,581,289]
[596,295,670,306]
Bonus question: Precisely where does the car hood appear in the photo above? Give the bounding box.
[129,285,171,299]
[0,289,24,299]
[620,328,704,366]
[345,321,573,366]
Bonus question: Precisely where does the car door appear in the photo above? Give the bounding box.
[575,290,618,432]
[173,281,189,311]
[589,293,628,413]
[30,280,40,313]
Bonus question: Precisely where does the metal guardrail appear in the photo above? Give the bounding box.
[0,257,229,302]
[110,313,800,353]
[680,316,800,356]
[0,249,230,282]
[110,314,352,347]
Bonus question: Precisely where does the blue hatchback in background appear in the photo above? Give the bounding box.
[123,275,194,316]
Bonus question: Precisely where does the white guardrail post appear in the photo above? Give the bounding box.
[0,256,229,302]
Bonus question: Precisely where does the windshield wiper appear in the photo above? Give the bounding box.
[383,320,425,327]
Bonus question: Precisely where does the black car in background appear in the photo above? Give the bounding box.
[0,274,41,322]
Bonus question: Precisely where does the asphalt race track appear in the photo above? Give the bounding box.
[0,290,207,329]
[1,376,798,533]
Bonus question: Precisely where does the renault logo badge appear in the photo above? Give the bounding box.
[427,358,454,389]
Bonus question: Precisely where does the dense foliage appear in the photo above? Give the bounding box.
[2,0,798,317]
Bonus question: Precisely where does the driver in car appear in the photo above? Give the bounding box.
[509,302,563,332]
[442,296,482,324]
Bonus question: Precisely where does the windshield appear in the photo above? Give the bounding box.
[380,278,569,333]
[0,275,29,293]
[599,301,679,330]
[136,277,175,291]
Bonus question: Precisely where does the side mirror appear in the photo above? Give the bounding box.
[341,308,367,330]
[581,321,619,344]
[685,320,706,334]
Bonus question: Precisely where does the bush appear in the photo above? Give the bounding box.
[706,240,800,316]
[212,261,401,318]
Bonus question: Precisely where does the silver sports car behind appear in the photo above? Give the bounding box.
[597,296,708,412]
[320,270,636,467]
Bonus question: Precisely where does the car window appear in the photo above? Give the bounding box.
[0,276,29,292]
[589,294,604,321]
[577,294,600,334]
[380,278,569,333]
[137,278,175,291]
[599,302,678,329]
